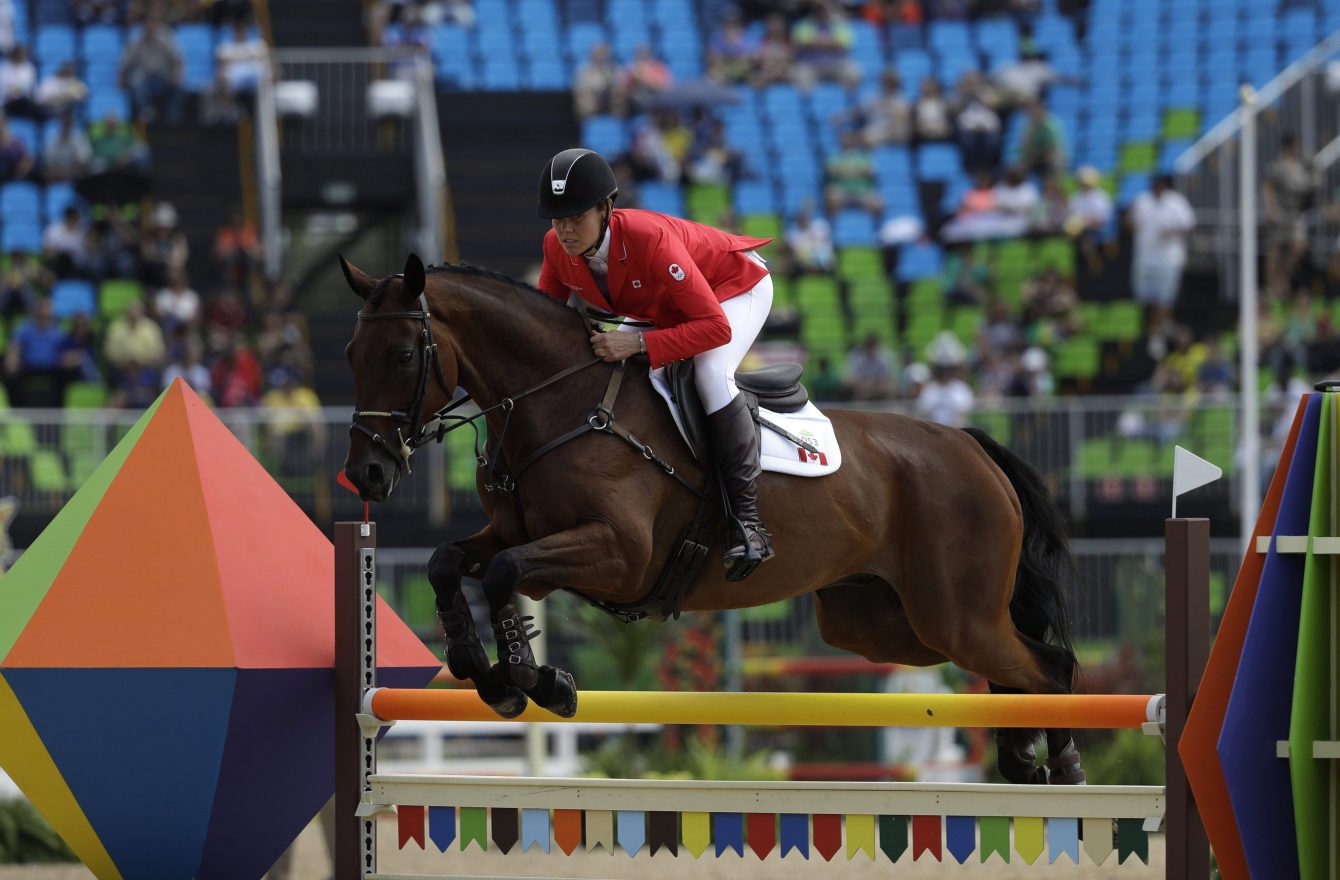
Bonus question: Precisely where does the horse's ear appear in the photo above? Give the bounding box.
[339,254,375,300]
[402,253,426,299]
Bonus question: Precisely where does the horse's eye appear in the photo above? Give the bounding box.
[396,349,415,367]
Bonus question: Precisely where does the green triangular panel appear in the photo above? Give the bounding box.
[0,391,168,662]
[1291,392,1333,877]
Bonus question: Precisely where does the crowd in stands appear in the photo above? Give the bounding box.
[0,0,319,441]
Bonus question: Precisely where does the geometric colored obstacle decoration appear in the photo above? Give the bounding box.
[0,380,440,879]
[1180,393,1309,880]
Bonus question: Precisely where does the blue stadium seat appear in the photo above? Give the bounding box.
[43,182,78,219]
[1,183,40,224]
[35,25,77,66]
[650,0,695,28]
[605,0,650,25]
[51,280,95,319]
[80,24,122,62]
[928,21,971,53]
[895,242,942,281]
[872,146,911,180]
[638,181,684,216]
[7,119,37,153]
[481,58,521,90]
[564,22,607,66]
[734,180,777,215]
[87,90,131,120]
[524,59,566,90]
[581,115,626,155]
[761,84,803,121]
[1117,174,1149,206]
[2,225,41,253]
[780,181,822,214]
[832,210,876,247]
[916,143,959,180]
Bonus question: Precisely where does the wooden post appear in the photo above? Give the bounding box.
[335,522,377,880]
[1165,517,1211,880]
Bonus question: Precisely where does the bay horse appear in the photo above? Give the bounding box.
[340,253,1084,785]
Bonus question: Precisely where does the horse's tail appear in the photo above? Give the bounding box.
[962,427,1078,690]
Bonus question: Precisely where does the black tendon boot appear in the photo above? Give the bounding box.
[706,394,774,580]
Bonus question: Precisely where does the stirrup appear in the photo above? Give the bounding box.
[723,524,773,582]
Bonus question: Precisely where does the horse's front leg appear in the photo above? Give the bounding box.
[480,520,638,718]
[427,527,527,718]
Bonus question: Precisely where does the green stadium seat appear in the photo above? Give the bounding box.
[67,452,100,488]
[972,410,1011,445]
[1053,338,1100,379]
[1118,142,1157,174]
[995,239,1030,269]
[64,382,108,408]
[1113,440,1158,479]
[907,278,942,305]
[740,214,782,258]
[1076,437,1114,479]
[836,246,884,280]
[1036,238,1075,275]
[852,313,896,345]
[1163,109,1201,140]
[770,275,794,309]
[795,275,841,313]
[29,449,67,492]
[1094,301,1144,342]
[0,418,37,456]
[687,184,731,225]
[400,574,439,631]
[904,316,945,356]
[0,383,8,408]
[847,279,893,313]
[949,307,984,345]
[99,280,143,322]
[447,429,478,492]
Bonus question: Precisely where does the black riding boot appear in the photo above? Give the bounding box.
[706,394,773,579]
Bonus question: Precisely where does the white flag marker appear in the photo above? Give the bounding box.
[1172,446,1224,518]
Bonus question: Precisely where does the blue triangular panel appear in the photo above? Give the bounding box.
[713,812,743,857]
[522,809,551,854]
[1220,392,1320,880]
[199,668,333,880]
[1048,817,1079,864]
[429,806,456,852]
[7,668,235,880]
[780,813,809,858]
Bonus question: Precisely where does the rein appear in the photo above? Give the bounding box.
[351,290,701,499]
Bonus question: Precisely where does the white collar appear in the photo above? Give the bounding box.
[584,227,611,274]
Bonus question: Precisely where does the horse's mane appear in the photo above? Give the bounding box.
[427,262,576,319]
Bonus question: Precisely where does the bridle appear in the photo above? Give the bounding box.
[350,279,698,499]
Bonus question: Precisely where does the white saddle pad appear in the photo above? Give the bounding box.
[649,368,842,477]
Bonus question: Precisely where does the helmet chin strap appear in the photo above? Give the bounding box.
[579,201,612,258]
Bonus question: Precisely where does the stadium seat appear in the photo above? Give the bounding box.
[1,182,40,224]
[35,25,77,67]
[580,115,625,156]
[1,225,40,252]
[832,211,876,247]
[98,280,143,321]
[43,182,79,220]
[638,181,684,217]
[51,280,96,319]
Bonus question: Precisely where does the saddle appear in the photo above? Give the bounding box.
[665,360,814,466]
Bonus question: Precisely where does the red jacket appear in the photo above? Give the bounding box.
[537,209,772,367]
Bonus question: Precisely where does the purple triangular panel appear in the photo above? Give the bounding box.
[199,668,332,880]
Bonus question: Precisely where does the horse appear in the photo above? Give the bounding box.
[340,253,1085,785]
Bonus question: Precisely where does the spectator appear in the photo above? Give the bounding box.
[621,45,673,113]
[1065,165,1113,269]
[790,1,862,91]
[841,69,912,147]
[626,110,689,182]
[1129,174,1195,322]
[0,252,39,325]
[686,116,743,185]
[206,288,249,336]
[1028,175,1068,233]
[42,206,88,277]
[213,207,261,292]
[913,76,952,142]
[261,366,322,473]
[0,113,33,181]
[41,115,91,183]
[941,242,993,305]
[929,0,969,18]
[891,0,924,25]
[210,331,262,406]
[992,166,1038,217]
[154,267,201,331]
[753,14,794,88]
[199,67,241,126]
[572,42,624,119]
[107,356,163,408]
[978,296,1023,354]
[209,0,253,28]
[1017,101,1068,177]
[784,204,835,273]
[808,355,847,401]
[0,45,38,119]
[955,85,1001,174]
[1021,266,1080,340]
[957,170,997,217]
[917,361,974,426]
[59,312,102,385]
[708,7,759,85]
[119,14,185,124]
[88,110,151,175]
[256,310,309,371]
[140,201,189,289]
[163,337,213,399]
[74,0,119,24]
[824,130,884,218]
[216,18,267,103]
[35,62,89,118]
[2,296,68,406]
[1197,336,1235,396]
[85,207,140,280]
[1008,346,1054,397]
[1263,133,1315,298]
[994,49,1059,111]
[845,333,897,399]
[0,0,12,54]
[104,298,166,377]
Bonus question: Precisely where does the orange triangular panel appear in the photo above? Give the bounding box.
[6,383,235,667]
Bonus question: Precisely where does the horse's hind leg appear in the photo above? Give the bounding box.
[428,529,526,718]
[480,520,641,718]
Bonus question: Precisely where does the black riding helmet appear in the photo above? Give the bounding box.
[537,148,619,219]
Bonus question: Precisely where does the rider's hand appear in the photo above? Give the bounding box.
[590,332,642,362]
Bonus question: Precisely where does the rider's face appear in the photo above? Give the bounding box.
[552,205,603,256]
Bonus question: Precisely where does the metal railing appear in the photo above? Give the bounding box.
[0,393,1290,529]
[256,51,283,281]
[1174,30,1340,298]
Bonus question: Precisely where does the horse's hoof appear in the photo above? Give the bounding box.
[489,686,529,719]
[528,666,578,718]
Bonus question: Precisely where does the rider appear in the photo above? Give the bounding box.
[535,147,775,576]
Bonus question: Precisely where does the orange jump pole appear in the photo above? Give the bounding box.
[364,687,1163,730]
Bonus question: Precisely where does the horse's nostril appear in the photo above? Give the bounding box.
[365,462,384,486]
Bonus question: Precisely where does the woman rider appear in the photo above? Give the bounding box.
[535,148,775,577]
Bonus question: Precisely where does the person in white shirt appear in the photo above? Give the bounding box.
[993,167,1039,216]
[216,20,268,100]
[1129,174,1195,318]
[1066,165,1114,270]
[917,363,975,427]
[784,205,835,273]
[0,45,37,118]
[42,206,87,277]
[35,62,87,116]
[153,268,201,330]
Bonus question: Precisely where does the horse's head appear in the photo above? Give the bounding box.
[341,253,456,502]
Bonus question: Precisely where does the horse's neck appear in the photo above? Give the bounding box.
[434,278,592,415]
